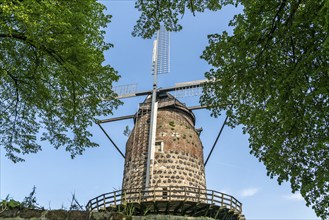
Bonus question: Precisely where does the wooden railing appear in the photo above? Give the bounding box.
[86,186,242,214]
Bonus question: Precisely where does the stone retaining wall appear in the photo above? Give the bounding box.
[0,209,214,220]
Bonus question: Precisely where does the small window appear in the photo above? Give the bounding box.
[155,141,164,153]
[162,187,168,199]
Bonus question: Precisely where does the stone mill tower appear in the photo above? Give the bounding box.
[86,26,245,220]
[122,93,206,191]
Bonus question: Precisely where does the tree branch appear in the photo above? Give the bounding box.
[189,0,196,16]
[256,0,287,59]
[0,32,27,41]
[285,0,303,27]
[7,73,20,146]
[269,0,287,35]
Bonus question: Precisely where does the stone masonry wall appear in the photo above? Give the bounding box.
[0,209,216,220]
[122,110,150,190]
[122,94,206,192]
[152,108,206,189]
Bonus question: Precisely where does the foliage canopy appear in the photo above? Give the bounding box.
[134,0,329,218]
[0,0,120,162]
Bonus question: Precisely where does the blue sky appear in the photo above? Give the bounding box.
[0,1,320,219]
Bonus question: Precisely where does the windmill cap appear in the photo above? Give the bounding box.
[136,92,196,125]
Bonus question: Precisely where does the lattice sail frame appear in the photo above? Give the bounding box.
[152,26,170,75]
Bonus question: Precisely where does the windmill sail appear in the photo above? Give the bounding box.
[146,26,170,188]
[152,26,170,75]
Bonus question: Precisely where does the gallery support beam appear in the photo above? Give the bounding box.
[204,115,228,167]
[97,123,125,159]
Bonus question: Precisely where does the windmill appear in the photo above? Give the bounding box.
[87,26,245,220]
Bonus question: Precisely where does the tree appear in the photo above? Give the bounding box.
[133,0,223,38]
[0,0,120,163]
[133,0,329,218]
